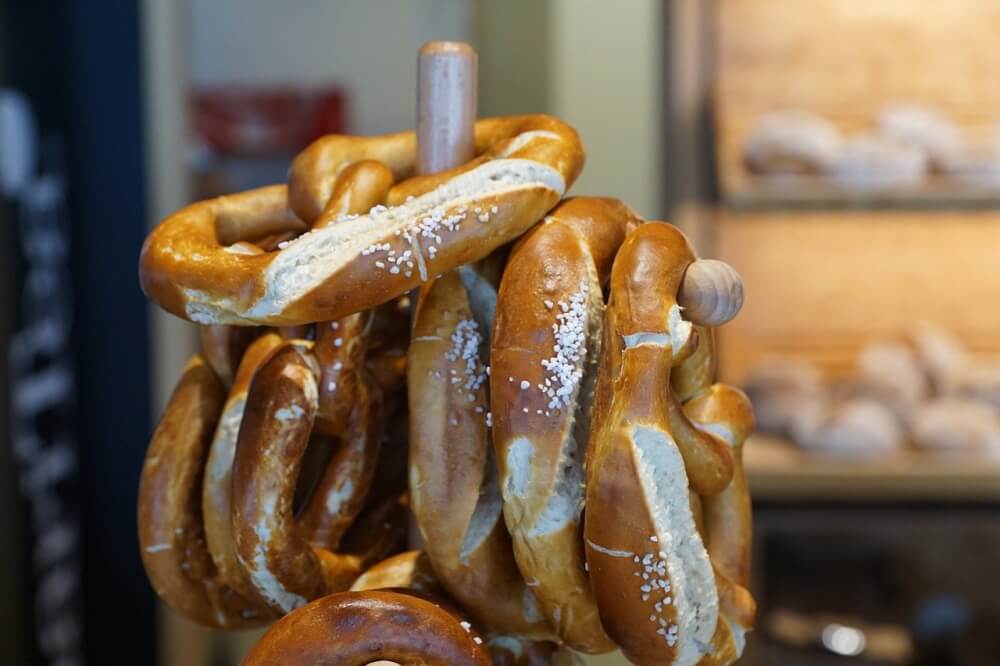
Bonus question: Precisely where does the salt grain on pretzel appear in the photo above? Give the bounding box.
[139,115,584,326]
[409,270,553,639]
[585,222,736,665]
[491,197,641,653]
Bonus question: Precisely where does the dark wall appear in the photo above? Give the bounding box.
[4,0,155,663]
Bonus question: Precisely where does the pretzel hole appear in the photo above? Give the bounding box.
[215,207,306,247]
[293,434,338,515]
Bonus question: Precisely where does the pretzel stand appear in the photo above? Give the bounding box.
[137,40,753,666]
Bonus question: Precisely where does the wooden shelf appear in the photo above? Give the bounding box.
[746,435,1000,502]
[724,180,1000,212]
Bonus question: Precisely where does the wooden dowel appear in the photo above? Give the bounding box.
[410,42,479,550]
[679,258,745,327]
[417,41,478,175]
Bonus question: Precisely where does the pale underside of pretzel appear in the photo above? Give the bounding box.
[585,222,745,666]
[490,197,642,653]
[408,269,553,639]
[138,355,274,628]
[230,341,383,613]
[139,115,584,326]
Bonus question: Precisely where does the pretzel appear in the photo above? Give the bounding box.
[350,552,576,666]
[584,222,738,665]
[230,340,384,613]
[139,115,584,326]
[242,590,492,666]
[489,197,639,653]
[203,332,284,601]
[199,325,258,387]
[350,550,443,595]
[686,384,757,662]
[408,269,553,639]
[138,355,273,628]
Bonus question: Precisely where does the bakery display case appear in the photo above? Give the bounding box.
[5,1,1000,664]
[684,1,1000,663]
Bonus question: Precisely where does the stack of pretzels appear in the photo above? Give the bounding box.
[137,113,755,666]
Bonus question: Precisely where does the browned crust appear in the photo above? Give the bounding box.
[408,271,552,638]
[137,355,272,628]
[685,384,755,591]
[242,590,492,666]
[202,333,284,603]
[139,115,585,326]
[490,197,640,653]
[297,377,383,550]
[585,345,687,666]
[199,324,258,387]
[312,312,370,437]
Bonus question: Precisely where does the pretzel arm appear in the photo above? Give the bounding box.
[408,270,553,639]
[140,115,584,326]
[137,355,273,628]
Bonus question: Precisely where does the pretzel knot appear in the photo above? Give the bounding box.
[139,115,584,326]
[584,222,754,666]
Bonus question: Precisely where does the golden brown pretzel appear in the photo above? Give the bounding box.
[230,341,383,613]
[686,383,757,664]
[351,552,578,666]
[139,115,584,326]
[584,222,736,665]
[242,590,492,666]
[138,355,272,628]
[199,325,257,388]
[490,197,641,653]
[408,270,553,639]
[202,332,284,602]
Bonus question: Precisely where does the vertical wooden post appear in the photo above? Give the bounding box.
[410,41,479,550]
[417,41,478,175]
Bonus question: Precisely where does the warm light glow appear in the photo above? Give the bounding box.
[821,623,866,656]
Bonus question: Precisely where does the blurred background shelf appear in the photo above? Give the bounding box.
[747,435,1000,502]
[724,181,1000,212]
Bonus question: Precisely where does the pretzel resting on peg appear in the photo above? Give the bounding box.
[139,116,585,326]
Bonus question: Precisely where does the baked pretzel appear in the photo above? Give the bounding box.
[242,590,492,666]
[687,384,757,663]
[139,115,584,326]
[230,340,384,613]
[584,222,739,665]
[138,355,272,628]
[490,197,640,653]
[202,332,284,602]
[350,552,577,666]
[408,269,553,639]
[199,325,257,388]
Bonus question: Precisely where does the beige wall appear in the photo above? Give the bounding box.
[549,0,663,219]
[189,0,475,135]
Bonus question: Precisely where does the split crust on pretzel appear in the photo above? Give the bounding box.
[138,355,273,628]
[584,222,737,666]
[242,590,492,666]
[490,197,641,653]
[230,341,383,613]
[139,115,584,326]
[408,270,553,639]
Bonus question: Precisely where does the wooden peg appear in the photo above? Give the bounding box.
[679,259,745,327]
[417,41,478,175]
